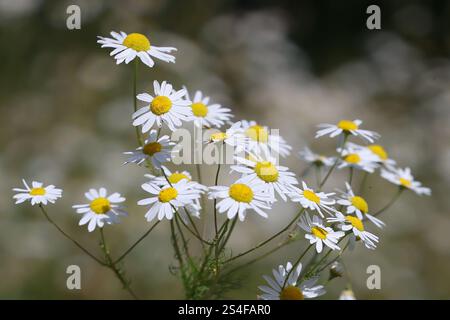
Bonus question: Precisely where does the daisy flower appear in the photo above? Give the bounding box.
[205,121,248,152]
[298,213,344,253]
[258,262,325,300]
[13,179,62,206]
[346,142,396,169]
[185,89,233,128]
[208,180,273,221]
[381,167,431,196]
[138,179,203,222]
[328,212,379,250]
[337,182,385,228]
[132,80,191,132]
[337,146,380,173]
[72,188,127,232]
[315,119,380,143]
[124,130,174,169]
[288,181,337,217]
[97,31,176,67]
[299,147,335,167]
[241,120,292,158]
[230,155,298,201]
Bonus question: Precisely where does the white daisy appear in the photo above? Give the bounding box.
[72,188,127,232]
[298,213,344,253]
[230,155,298,201]
[132,80,191,132]
[381,167,431,196]
[337,182,385,228]
[124,130,174,169]
[315,119,380,143]
[328,212,379,250]
[241,120,292,158]
[337,146,380,173]
[138,179,203,222]
[208,180,273,221]
[185,89,233,128]
[258,262,325,300]
[299,147,335,167]
[97,31,176,67]
[205,121,248,153]
[288,181,337,217]
[13,179,62,206]
[346,142,396,169]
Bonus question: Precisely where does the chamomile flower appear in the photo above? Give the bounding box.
[97,31,176,67]
[72,188,127,232]
[328,212,379,250]
[132,80,191,132]
[205,121,248,152]
[299,147,335,167]
[298,213,344,253]
[138,179,203,222]
[339,289,356,300]
[13,180,62,206]
[258,262,325,300]
[337,146,379,173]
[288,181,337,217]
[315,119,380,143]
[381,167,431,196]
[346,142,396,169]
[231,155,298,201]
[124,130,174,169]
[208,180,273,221]
[337,182,385,228]
[185,89,232,128]
[241,120,292,158]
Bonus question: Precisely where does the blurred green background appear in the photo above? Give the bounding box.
[1,0,449,299]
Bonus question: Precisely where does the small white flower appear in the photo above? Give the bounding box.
[381,167,431,196]
[346,142,396,169]
[299,147,335,167]
[73,188,127,232]
[288,181,337,217]
[338,146,380,173]
[205,121,248,152]
[328,212,379,250]
[138,179,203,222]
[339,289,356,300]
[337,182,385,228]
[13,179,62,206]
[316,119,380,143]
[258,262,325,300]
[298,213,344,253]
[124,130,174,169]
[97,31,176,67]
[185,89,233,128]
[208,180,273,221]
[231,155,298,201]
[132,80,191,132]
[241,120,292,158]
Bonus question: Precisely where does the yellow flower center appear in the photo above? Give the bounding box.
[399,178,411,188]
[150,96,172,115]
[29,187,46,196]
[123,33,150,51]
[337,120,358,131]
[344,153,361,164]
[254,161,279,183]
[245,125,269,143]
[345,215,364,231]
[210,132,227,142]
[158,187,178,203]
[368,145,388,160]
[311,226,328,240]
[303,189,321,204]
[351,196,368,213]
[142,142,162,156]
[279,286,304,300]
[168,172,190,184]
[90,197,111,214]
[229,184,254,203]
[191,102,208,118]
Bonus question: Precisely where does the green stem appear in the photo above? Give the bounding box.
[213,162,221,236]
[133,59,143,146]
[282,244,313,288]
[348,167,354,186]
[319,135,348,189]
[373,188,403,217]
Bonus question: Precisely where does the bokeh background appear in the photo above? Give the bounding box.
[1,0,449,299]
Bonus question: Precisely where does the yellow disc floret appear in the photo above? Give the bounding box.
[344,153,361,164]
[303,190,321,204]
[351,196,368,213]
[142,142,162,156]
[168,172,190,184]
[368,145,388,160]
[337,120,358,131]
[279,286,304,300]
[229,184,254,203]
[191,102,208,117]
[158,187,178,203]
[254,161,279,183]
[150,96,172,115]
[30,187,46,196]
[210,132,227,142]
[123,33,150,52]
[399,178,411,188]
[245,125,269,143]
[345,215,364,231]
[90,197,111,214]
[311,226,328,240]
